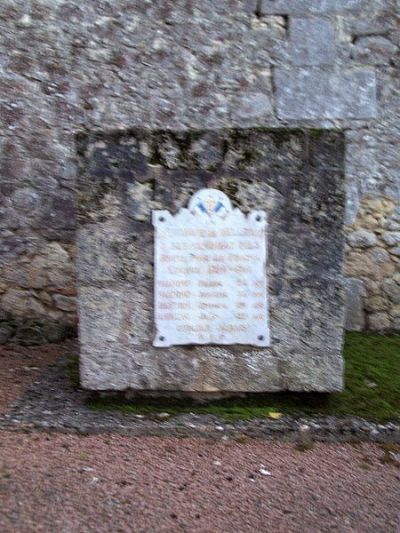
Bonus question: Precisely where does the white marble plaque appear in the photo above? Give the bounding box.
[152,189,270,347]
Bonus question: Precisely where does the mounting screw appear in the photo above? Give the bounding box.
[256,215,262,222]
[159,335,165,342]
[159,216,165,222]
[258,335,264,341]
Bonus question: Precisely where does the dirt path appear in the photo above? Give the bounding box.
[0,432,399,533]
[0,341,75,414]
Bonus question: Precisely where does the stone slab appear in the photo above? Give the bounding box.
[260,0,363,14]
[344,278,366,331]
[77,129,346,393]
[288,17,336,66]
[275,68,377,120]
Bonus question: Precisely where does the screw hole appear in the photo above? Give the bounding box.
[159,216,165,222]
[159,335,165,341]
[258,335,264,341]
[256,215,262,222]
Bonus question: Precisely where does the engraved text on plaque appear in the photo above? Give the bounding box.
[152,189,269,347]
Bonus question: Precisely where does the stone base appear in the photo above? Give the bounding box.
[77,128,346,392]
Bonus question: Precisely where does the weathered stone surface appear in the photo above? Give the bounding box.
[259,0,363,14]
[235,92,274,120]
[345,250,395,280]
[78,129,346,393]
[352,36,398,65]
[368,311,392,332]
[382,232,400,246]
[344,193,399,330]
[289,17,336,65]
[1,289,46,318]
[347,229,377,248]
[0,0,399,341]
[382,279,400,304]
[53,294,77,313]
[390,246,400,256]
[370,247,391,265]
[188,133,225,170]
[344,278,365,331]
[0,324,14,344]
[275,68,377,120]
[1,242,75,290]
[365,295,387,313]
[387,220,400,231]
[0,319,76,346]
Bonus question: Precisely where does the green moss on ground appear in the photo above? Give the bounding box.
[82,332,400,422]
[65,355,81,389]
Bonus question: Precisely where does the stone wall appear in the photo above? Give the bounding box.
[0,0,399,344]
[345,196,400,331]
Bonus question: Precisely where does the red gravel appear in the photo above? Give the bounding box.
[0,432,399,533]
[0,341,75,413]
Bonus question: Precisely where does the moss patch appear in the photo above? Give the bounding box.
[65,355,80,389]
[83,332,400,422]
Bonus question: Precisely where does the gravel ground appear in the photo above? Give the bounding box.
[0,432,399,533]
[0,342,399,532]
[0,341,73,413]
[1,342,399,442]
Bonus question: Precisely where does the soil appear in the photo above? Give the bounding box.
[0,341,73,413]
[0,433,399,532]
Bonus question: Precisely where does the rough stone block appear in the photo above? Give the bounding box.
[289,17,336,65]
[234,92,273,119]
[352,36,398,65]
[344,278,366,331]
[275,68,377,120]
[243,0,258,12]
[77,129,346,393]
[382,231,400,246]
[259,0,362,15]
[347,229,377,248]
[368,311,392,331]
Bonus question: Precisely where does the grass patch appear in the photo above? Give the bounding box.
[78,332,400,422]
[64,355,80,389]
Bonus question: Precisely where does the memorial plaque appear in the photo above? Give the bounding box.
[78,129,346,393]
[153,189,270,347]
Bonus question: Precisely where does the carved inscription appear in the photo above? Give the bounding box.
[152,189,270,347]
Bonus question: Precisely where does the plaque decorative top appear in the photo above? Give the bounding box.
[152,189,270,348]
